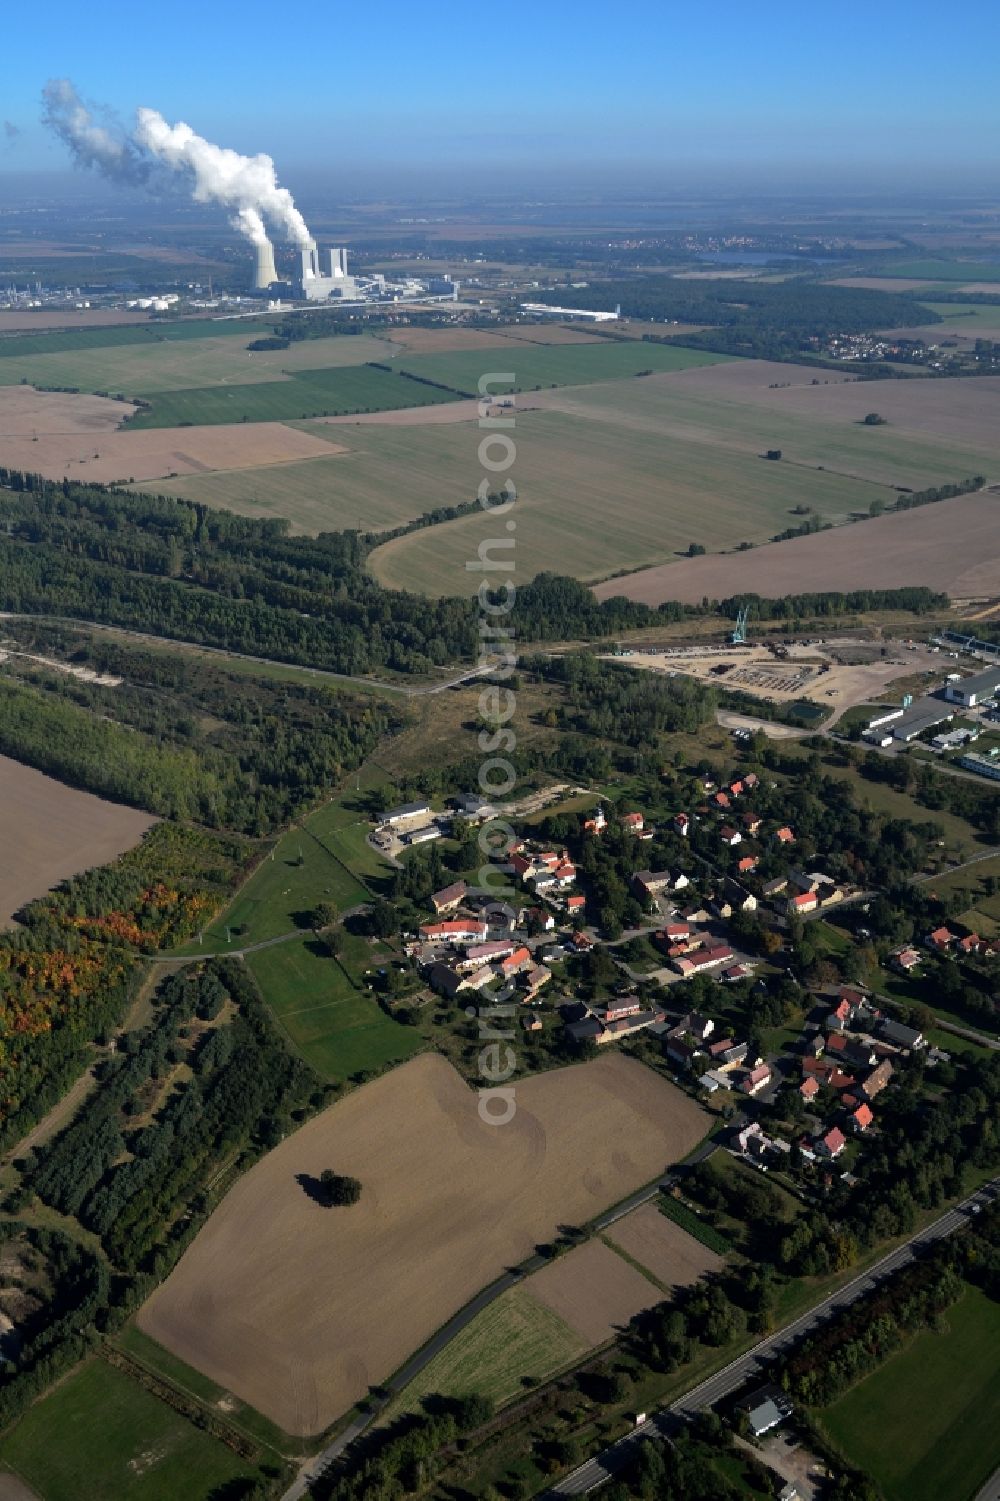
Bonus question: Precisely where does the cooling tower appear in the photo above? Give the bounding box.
[253,238,279,289]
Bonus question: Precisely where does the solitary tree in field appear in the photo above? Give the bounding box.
[312,901,337,930]
[320,1169,362,1206]
[863,411,888,425]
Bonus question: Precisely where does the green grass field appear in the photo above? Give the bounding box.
[921,301,1000,333]
[393,339,732,393]
[246,935,422,1082]
[0,317,253,357]
[0,1358,253,1501]
[0,331,398,396]
[367,404,899,594]
[125,364,462,428]
[383,1285,587,1419]
[869,259,1000,283]
[821,1286,1000,1501]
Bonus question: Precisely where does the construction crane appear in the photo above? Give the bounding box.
[730,606,750,646]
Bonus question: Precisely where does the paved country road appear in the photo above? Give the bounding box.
[544,1175,1000,1497]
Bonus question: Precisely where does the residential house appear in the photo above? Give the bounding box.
[742,812,764,835]
[739,1386,793,1439]
[428,963,468,999]
[714,791,731,810]
[762,876,789,897]
[743,772,759,789]
[722,963,752,982]
[788,891,818,916]
[672,1011,715,1043]
[740,1062,773,1096]
[707,1037,748,1065]
[571,930,594,952]
[774,826,795,845]
[802,1057,856,1091]
[928,925,957,953]
[632,869,678,902]
[522,1014,543,1032]
[958,933,982,956]
[526,907,556,932]
[674,812,691,838]
[665,1036,701,1069]
[737,854,759,874]
[850,1102,874,1133]
[674,943,736,978]
[621,811,645,834]
[879,1019,925,1051]
[461,938,517,968]
[565,893,587,915]
[523,965,552,1000]
[583,806,607,836]
[729,779,745,798]
[551,860,577,888]
[500,946,533,978]
[799,1075,820,1102]
[817,1126,847,1159]
[419,918,489,945]
[859,1058,894,1100]
[719,825,742,846]
[430,881,468,915]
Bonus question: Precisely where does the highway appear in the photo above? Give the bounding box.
[544,1176,1000,1497]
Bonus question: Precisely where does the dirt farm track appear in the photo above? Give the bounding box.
[138,1052,706,1436]
[594,490,1000,606]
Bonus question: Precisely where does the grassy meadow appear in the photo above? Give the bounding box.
[245,935,423,1083]
[383,1286,587,1419]
[0,1358,253,1501]
[820,1286,1000,1501]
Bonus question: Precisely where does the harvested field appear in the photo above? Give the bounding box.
[138,1052,706,1434]
[527,1239,662,1344]
[0,384,135,435]
[0,396,339,486]
[593,490,1000,605]
[0,755,156,925]
[603,1202,723,1291]
[828,277,945,292]
[314,396,536,428]
[0,309,151,333]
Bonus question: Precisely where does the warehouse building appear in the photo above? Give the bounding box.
[944,669,1000,709]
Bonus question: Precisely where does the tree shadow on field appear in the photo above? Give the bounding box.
[295,1172,333,1207]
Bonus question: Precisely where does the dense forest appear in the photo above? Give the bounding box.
[534,276,937,359]
[0,621,399,830]
[0,824,249,1150]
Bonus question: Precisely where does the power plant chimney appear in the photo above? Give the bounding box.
[253,238,278,289]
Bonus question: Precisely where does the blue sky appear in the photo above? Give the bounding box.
[2,0,999,187]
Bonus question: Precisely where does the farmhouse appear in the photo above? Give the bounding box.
[419,918,488,944]
[428,963,468,999]
[879,1019,925,1051]
[405,825,443,847]
[430,881,467,914]
[674,943,735,978]
[788,891,818,915]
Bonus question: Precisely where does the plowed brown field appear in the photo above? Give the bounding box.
[137,1052,706,1435]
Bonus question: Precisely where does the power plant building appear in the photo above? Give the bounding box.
[299,241,359,301]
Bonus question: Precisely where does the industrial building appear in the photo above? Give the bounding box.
[299,241,359,302]
[520,301,621,322]
[944,668,1000,709]
[960,751,1000,782]
[892,707,954,742]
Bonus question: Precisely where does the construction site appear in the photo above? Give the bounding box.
[606,634,947,723]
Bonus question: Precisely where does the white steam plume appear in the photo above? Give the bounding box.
[41,79,149,184]
[135,108,313,248]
